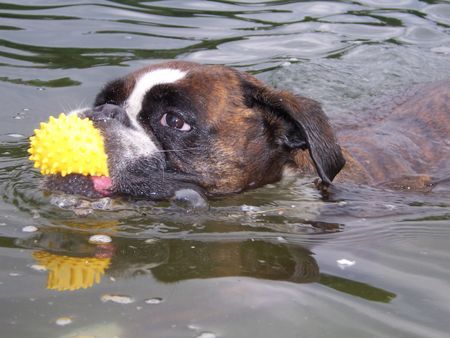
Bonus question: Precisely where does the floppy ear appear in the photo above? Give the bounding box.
[241,79,345,185]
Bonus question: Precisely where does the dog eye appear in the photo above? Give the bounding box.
[160,112,191,131]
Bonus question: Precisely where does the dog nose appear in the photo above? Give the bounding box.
[87,104,131,127]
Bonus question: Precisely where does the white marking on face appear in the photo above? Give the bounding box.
[125,68,187,120]
[120,68,186,163]
[114,125,158,161]
[70,68,188,175]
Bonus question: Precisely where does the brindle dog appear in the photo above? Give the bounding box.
[45,62,450,199]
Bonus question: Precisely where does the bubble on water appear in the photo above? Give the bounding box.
[31,209,40,219]
[30,264,47,272]
[337,259,356,269]
[89,234,112,244]
[22,225,38,233]
[55,316,72,326]
[241,204,260,212]
[50,195,79,209]
[7,133,25,139]
[144,297,163,305]
[91,197,113,210]
[101,294,134,304]
[196,332,217,338]
[58,322,123,338]
[431,46,450,55]
[192,223,205,230]
[188,324,200,330]
[73,208,93,217]
[277,236,288,243]
[188,324,218,338]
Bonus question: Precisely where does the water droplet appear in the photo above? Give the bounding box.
[89,234,112,244]
[241,205,260,212]
[337,259,356,269]
[30,264,47,272]
[22,225,38,233]
[101,294,134,304]
[50,195,79,209]
[7,133,25,139]
[196,332,217,338]
[431,46,450,55]
[192,223,205,230]
[55,316,72,326]
[31,209,40,219]
[277,236,288,243]
[144,297,163,305]
[91,197,112,210]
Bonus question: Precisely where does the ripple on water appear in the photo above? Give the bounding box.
[270,44,450,120]
[0,1,450,338]
[2,139,448,251]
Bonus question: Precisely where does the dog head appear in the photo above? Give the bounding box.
[45,61,345,200]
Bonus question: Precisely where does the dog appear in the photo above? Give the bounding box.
[45,61,450,200]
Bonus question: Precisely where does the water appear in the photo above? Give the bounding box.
[1,1,450,337]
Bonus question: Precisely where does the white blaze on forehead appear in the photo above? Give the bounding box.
[125,68,187,119]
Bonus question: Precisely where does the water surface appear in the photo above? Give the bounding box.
[1,1,450,337]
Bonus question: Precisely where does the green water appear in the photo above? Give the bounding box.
[1,1,450,337]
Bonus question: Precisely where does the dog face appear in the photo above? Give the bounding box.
[45,61,345,200]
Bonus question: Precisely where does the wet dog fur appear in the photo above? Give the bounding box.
[45,61,450,199]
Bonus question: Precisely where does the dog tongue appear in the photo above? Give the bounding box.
[91,176,112,196]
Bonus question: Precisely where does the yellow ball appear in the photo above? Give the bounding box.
[28,113,109,177]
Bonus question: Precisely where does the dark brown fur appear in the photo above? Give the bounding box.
[51,62,449,199]
[291,79,450,191]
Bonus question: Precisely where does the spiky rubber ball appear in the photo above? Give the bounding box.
[28,113,109,177]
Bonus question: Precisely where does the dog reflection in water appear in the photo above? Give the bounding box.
[23,223,394,304]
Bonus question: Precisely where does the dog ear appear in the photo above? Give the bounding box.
[241,78,345,185]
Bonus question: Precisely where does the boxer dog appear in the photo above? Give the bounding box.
[45,61,450,199]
